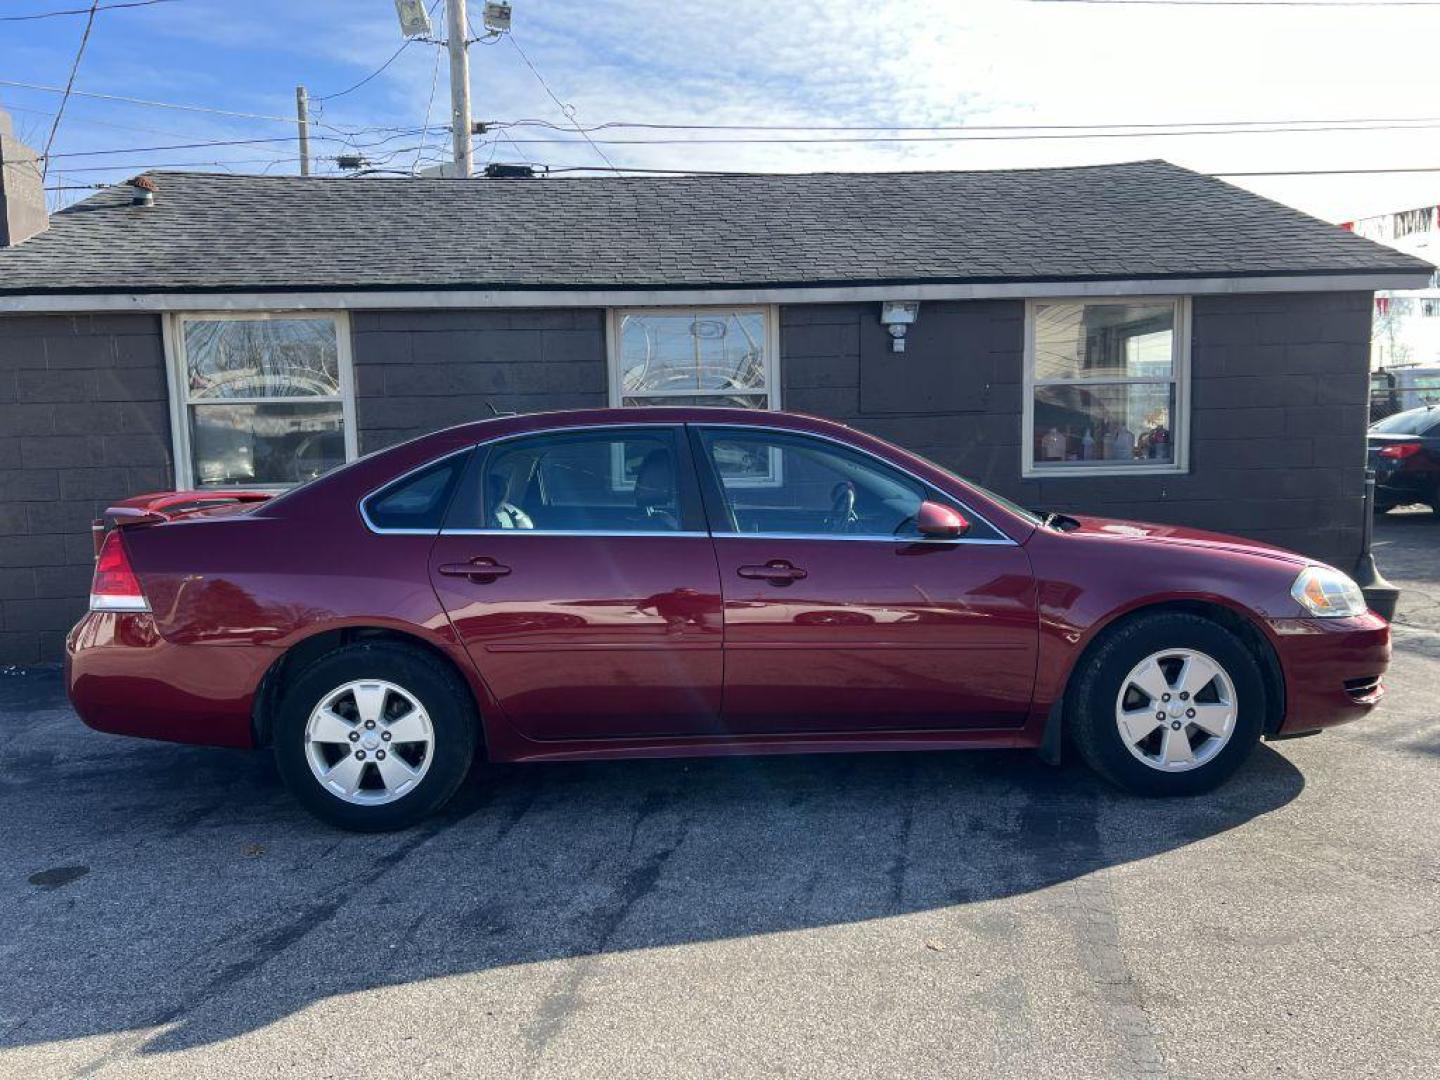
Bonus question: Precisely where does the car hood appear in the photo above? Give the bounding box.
[1060,514,1315,569]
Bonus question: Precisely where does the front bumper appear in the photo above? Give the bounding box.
[66,611,272,749]
[1267,612,1391,735]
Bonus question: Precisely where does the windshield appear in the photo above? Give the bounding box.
[904,450,1044,527]
[1372,407,1440,435]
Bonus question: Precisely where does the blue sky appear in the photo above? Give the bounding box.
[4,0,1440,220]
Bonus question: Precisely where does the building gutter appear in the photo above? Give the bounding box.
[0,271,1430,314]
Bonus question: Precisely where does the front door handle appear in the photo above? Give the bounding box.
[438,558,512,582]
[737,560,807,585]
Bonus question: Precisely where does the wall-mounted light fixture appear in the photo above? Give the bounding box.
[880,301,920,353]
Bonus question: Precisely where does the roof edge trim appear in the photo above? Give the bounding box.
[0,271,1428,314]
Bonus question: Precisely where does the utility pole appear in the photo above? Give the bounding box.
[295,85,311,177]
[446,0,473,177]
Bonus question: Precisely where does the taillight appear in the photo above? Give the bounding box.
[1378,442,1423,460]
[91,530,149,613]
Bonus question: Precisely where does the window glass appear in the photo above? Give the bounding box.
[184,318,340,399]
[462,429,689,533]
[1371,407,1440,435]
[178,315,351,489]
[699,429,941,538]
[1028,300,1184,473]
[1033,384,1175,466]
[1032,303,1174,381]
[615,309,773,409]
[189,402,346,487]
[363,452,468,531]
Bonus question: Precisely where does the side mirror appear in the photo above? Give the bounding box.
[916,500,969,539]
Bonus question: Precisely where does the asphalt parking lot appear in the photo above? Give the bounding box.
[2,515,1437,1080]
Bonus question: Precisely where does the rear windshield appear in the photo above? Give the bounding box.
[1372,408,1440,435]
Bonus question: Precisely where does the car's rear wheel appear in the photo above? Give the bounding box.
[1069,612,1265,796]
[273,642,477,831]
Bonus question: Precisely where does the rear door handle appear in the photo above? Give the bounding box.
[737,560,807,584]
[438,558,512,582]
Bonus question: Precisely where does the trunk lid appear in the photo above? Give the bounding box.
[93,490,273,555]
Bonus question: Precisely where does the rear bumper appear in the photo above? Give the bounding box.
[66,611,271,749]
[1267,613,1391,735]
[1374,470,1434,504]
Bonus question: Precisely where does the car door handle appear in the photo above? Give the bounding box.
[737,561,807,584]
[438,558,512,582]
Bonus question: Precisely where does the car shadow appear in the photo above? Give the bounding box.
[0,671,1304,1057]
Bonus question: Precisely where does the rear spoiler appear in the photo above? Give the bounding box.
[92,490,273,556]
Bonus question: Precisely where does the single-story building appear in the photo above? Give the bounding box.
[0,142,1433,665]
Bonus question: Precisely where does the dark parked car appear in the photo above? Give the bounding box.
[1369,405,1440,514]
[68,408,1389,830]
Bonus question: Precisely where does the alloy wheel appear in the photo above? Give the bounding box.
[303,679,435,805]
[1113,648,1237,772]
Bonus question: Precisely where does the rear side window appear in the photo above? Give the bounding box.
[446,427,701,532]
[1372,408,1440,435]
[362,450,469,532]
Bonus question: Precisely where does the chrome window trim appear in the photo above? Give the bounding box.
[439,529,710,538]
[690,422,1018,545]
[706,531,1015,546]
[359,446,474,536]
[361,420,1020,546]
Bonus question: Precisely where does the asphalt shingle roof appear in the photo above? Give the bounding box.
[0,160,1429,295]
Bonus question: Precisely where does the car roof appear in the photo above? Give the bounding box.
[428,406,855,445]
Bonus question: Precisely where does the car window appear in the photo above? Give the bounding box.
[1371,407,1440,435]
[696,428,967,539]
[362,450,469,532]
[448,428,697,533]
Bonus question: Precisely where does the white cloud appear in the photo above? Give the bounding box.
[9,0,1440,219]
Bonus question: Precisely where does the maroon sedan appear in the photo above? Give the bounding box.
[68,408,1389,830]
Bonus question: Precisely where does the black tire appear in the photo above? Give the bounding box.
[1068,612,1265,797]
[272,642,478,831]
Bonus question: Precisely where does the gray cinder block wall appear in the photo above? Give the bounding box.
[781,292,1374,568]
[350,309,608,453]
[0,314,172,664]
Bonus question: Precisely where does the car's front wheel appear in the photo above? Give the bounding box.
[1069,612,1265,796]
[273,642,478,831]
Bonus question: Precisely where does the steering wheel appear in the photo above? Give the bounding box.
[825,481,859,534]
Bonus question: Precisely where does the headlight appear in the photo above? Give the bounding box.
[1291,566,1368,618]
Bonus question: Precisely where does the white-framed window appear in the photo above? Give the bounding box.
[607,305,782,486]
[164,311,358,490]
[1023,297,1191,477]
[607,306,780,410]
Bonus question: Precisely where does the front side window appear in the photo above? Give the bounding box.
[610,308,778,410]
[172,313,355,488]
[697,428,985,540]
[1025,299,1189,476]
[448,428,699,533]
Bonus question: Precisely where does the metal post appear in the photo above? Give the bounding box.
[1353,467,1400,620]
[446,0,473,178]
[295,85,311,177]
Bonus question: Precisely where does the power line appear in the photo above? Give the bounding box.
[313,39,414,102]
[0,0,177,21]
[499,113,1440,134]
[491,120,1440,146]
[413,41,444,173]
[1214,165,1440,175]
[1031,1,1440,6]
[505,33,618,173]
[0,78,411,136]
[40,1,101,181]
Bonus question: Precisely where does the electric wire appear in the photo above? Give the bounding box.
[505,33,618,173]
[0,0,177,21]
[39,1,100,181]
